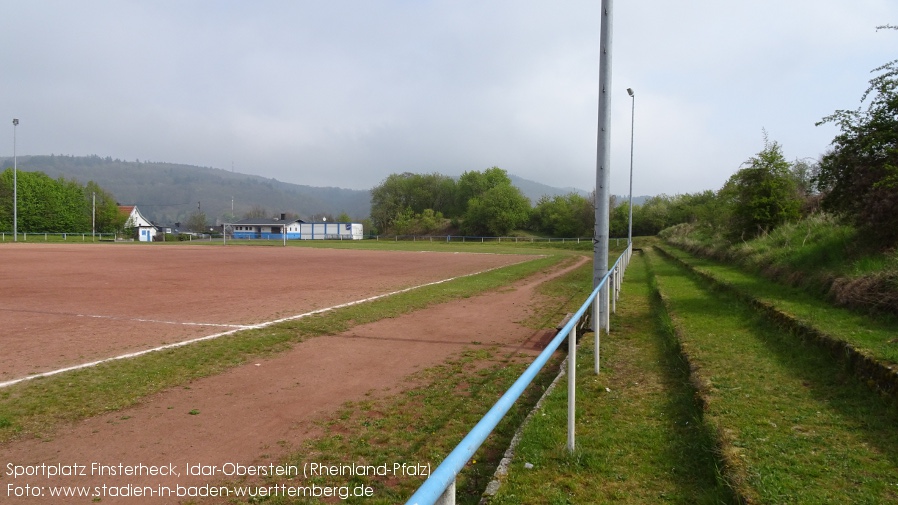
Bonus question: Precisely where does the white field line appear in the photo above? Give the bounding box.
[0,261,532,390]
[75,314,253,329]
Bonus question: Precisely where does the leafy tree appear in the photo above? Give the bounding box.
[462,183,531,236]
[661,191,733,232]
[391,208,446,235]
[84,181,127,233]
[721,135,801,238]
[186,210,208,233]
[0,169,97,232]
[608,196,630,238]
[370,172,458,232]
[456,167,510,211]
[455,167,532,236]
[789,158,818,199]
[532,193,594,237]
[815,26,898,243]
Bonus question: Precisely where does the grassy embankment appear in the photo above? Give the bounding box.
[489,238,898,504]
[646,246,898,503]
[661,214,898,315]
[657,244,898,395]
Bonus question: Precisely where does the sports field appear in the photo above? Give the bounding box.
[0,243,532,384]
[1,241,578,504]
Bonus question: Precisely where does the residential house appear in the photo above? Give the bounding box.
[118,205,157,242]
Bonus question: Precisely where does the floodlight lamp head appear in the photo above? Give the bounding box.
[627,88,634,97]
[12,118,18,126]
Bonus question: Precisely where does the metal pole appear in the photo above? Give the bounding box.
[627,88,635,245]
[12,119,18,242]
[594,294,600,374]
[605,283,611,334]
[593,0,614,336]
[92,192,96,241]
[434,479,455,505]
[567,325,577,452]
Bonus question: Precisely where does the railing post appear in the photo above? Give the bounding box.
[434,479,455,505]
[611,267,617,314]
[594,293,600,374]
[615,266,621,307]
[604,279,611,335]
[567,325,576,452]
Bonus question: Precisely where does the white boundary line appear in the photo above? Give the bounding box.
[75,314,253,329]
[0,261,533,390]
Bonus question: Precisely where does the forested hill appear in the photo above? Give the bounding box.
[0,154,594,227]
[0,155,372,225]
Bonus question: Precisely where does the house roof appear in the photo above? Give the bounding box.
[117,205,155,228]
[232,218,302,226]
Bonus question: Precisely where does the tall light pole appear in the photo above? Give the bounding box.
[12,118,18,242]
[627,88,635,245]
[593,0,613,290]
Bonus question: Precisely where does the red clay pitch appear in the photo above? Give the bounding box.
[0,243,531,381]
[1,242,585,504]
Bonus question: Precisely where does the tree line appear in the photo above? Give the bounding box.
[370,167,594,237]
[0,169,125,233]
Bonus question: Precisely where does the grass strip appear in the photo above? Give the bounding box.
[488,249,734,504]
[0,254,565,444]
[218,347,563,505]
[647,247,898,503]
[658,242,898,360]
[156,237,595,255]
[658,244,898,395]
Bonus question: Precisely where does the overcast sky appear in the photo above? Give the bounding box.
[2,1,896,196]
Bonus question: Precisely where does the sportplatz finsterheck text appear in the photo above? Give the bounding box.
[6,461,430,479]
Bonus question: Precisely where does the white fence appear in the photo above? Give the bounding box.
[0,232,117,242]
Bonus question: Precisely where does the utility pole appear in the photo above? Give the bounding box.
[627,88,635,245]
[92,191,96,241]
[591,0,614,349]
[593,0,613,290]
[12,118,18,242]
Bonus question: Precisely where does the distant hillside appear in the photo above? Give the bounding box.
[0,155,372,225]
[0,155,600,225]
[508,174,590,203]
[615,195,652,206]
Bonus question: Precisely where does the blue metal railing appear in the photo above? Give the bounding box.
[406,244,632,505]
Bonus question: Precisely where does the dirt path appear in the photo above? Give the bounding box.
[1,255,587,504]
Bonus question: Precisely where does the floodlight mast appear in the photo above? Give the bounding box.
[627,88,635,244]
[593,1,613,290]
[12,118,18,242]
